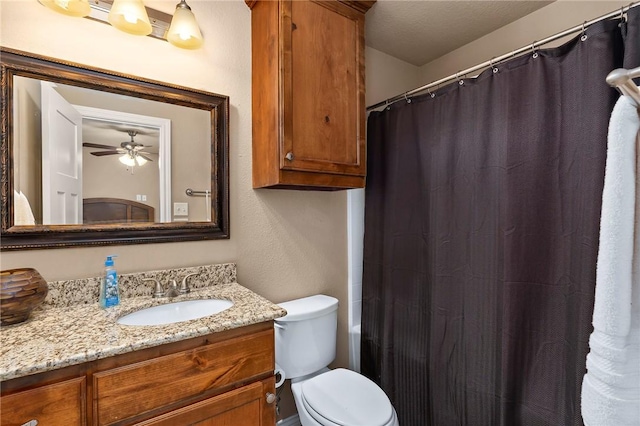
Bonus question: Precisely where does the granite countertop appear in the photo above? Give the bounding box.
[0,282,286,381]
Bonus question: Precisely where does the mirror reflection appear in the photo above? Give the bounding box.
[12,76,211,226]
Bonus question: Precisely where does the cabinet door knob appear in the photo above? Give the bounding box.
[21,421,38,426]
[266,392,277,404]
[285,152,294,161]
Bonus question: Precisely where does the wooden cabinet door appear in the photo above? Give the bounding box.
[0,376,86,426]
[281,0,366,177]
[136,378,276,426]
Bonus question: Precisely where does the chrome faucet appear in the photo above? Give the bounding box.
[179,273,197,294]
[143,278,180,298]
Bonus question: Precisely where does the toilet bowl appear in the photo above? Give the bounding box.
[291,368,399,426]
[275,295,399,426]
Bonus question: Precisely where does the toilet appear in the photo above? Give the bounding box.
[275,295,399,426]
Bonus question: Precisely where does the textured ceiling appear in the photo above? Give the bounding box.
[366,1,553,66]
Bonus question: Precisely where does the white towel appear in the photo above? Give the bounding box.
[581,96,640,426]
[13,190,36,226]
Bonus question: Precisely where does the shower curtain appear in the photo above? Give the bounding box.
[361,9,639,426]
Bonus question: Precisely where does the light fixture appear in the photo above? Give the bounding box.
[108,0,152,36]
[119,154,136,167]
[119,152,148,167]
[38,0,91,17]
[167,0,203,49]
[38,0,204,49]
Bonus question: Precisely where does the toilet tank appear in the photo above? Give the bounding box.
[275,295,338,379]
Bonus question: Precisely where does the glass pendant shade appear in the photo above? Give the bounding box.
[38,0,91,17]
[108,0,152,36]
[135,155,148,166]
[167,1,203,49]
[119,154,136,167]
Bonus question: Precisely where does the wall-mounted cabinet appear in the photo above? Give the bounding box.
[247,0,375,190]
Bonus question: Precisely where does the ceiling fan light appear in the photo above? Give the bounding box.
[38,0,91,17]
[167,0,203,49]
[135,155,148,166]
[108,0,152,36]
[119,154,136,167]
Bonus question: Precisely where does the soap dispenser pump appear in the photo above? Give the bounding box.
[100,255,120,308]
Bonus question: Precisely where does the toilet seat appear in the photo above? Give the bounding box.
[300,368,395,426]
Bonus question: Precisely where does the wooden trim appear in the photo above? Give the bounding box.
[247,0,377,13]
[337,0,376,14]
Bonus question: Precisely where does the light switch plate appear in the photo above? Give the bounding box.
[173,202,188,216]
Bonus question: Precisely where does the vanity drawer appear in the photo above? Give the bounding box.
[135,379,271,426]
[0,376,86,426]
[93,328,274,425]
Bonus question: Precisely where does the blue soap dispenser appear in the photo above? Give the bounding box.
[100,255,120,308]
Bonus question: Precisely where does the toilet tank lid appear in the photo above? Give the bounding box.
[276,295,338,322]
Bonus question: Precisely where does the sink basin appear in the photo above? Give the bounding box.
[117,299,233,326]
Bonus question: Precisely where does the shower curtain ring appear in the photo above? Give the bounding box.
[404,92,411,104]
[581,21,588,41]
[456,71,464,86]
[531,42,539,59]
[490,57,499,73]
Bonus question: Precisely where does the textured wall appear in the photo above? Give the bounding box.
[0,0,348,419]
[419,1,629,86]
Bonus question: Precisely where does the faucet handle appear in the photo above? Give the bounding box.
[143,278,164,298]
[180,273,197,294]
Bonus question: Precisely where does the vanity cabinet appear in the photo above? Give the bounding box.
[0,376,86,425]
[0,322,276,426]
[247,0,375,190]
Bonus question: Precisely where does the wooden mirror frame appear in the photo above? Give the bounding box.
[1,48,229,251]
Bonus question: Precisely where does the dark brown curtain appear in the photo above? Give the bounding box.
[362,10,639,426]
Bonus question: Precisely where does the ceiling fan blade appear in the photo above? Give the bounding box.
[139,154,154,162]
[91,151,121,156]
[83,142,119,150]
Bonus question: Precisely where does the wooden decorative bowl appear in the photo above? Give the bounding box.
[0,268,48,325]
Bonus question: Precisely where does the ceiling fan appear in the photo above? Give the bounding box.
[83,130,154,167]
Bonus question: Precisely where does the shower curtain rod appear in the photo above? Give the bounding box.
[607,66,640,107]
[367,2,639,111]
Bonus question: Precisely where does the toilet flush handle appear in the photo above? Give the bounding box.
[274,322,286,330]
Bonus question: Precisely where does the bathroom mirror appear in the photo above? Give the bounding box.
[1,48,229,250]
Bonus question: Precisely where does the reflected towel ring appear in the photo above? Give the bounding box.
[581,21,588,41]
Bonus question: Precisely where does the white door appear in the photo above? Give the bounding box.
[41,81,83,225]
